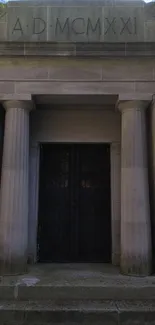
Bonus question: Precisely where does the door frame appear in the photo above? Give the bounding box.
[28,141,121,265]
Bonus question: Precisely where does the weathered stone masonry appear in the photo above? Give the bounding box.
[0,0,154,276]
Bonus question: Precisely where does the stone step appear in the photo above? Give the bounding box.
[1,283,155,301]
[0,300,155,325]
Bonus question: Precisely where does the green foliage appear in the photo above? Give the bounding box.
[0,1,6,8]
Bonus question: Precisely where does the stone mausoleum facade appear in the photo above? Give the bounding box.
[0,0,155,276]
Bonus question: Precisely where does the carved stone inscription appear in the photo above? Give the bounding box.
[7,6,144,42]
[12,16,137,36]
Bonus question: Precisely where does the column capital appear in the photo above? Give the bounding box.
[2,100,34,112]
[118,100,149,113]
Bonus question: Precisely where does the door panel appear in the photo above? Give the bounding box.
[78,145,111,262]
[38,145,71,262]
[38,144,111,263]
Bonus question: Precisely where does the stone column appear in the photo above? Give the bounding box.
[149,100,155,271]
[119,100,152,276]
[0,100,32,275]
[111,142,121,266]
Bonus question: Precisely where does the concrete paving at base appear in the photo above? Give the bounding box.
[0,264,155,301]
[0,300,154,325]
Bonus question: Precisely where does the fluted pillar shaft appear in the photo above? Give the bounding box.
[0,100,32,275]
[119,100,152,276]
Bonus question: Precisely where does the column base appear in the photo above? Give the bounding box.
[0,258,28,275]
[121,254,152,276]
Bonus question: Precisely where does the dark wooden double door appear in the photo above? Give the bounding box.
[38,144,111,263]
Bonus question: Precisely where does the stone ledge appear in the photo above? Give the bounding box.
[0,300,119,324]
[1,284,155,301]
[0,300,154,324]
[0,42,155,57]
[0,299,155,310]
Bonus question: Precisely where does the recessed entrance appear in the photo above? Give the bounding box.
[37,143,111,263]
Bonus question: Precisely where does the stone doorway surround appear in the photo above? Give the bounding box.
[28,139,121,267]
[0,92,152,277]
[0,56,154,276]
